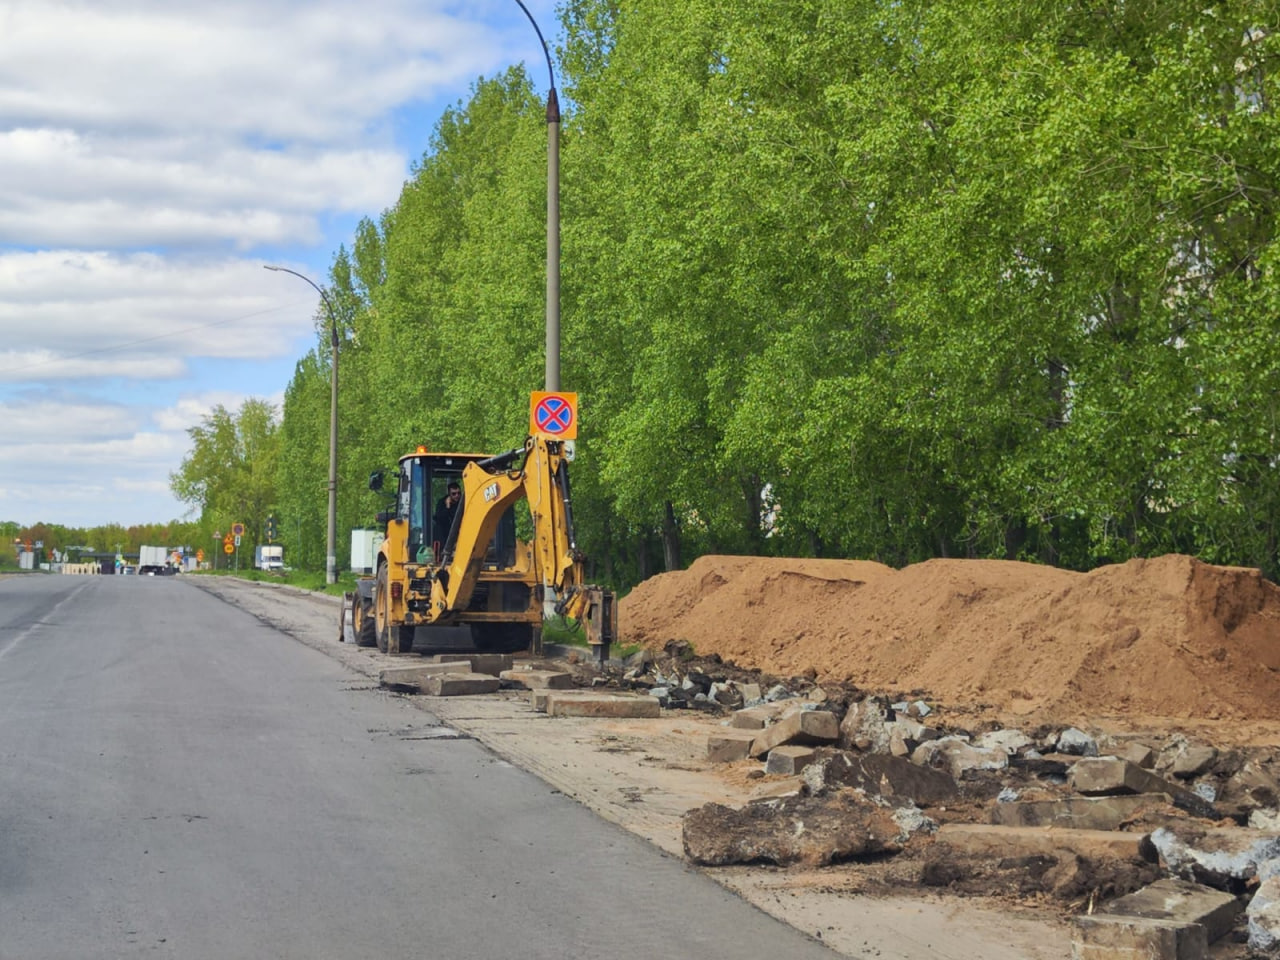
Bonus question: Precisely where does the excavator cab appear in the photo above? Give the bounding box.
[399,454,517,569]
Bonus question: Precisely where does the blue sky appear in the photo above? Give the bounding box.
[0,0,561,528]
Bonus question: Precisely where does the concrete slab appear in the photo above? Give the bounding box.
[766,745,817,776]
[936,824,1156,863]
[432,653,513,674]
[380,662,476,688]
[546,693,661,719]
[420,673,501,697]
[991,794,1171,831]
[707,730,757,763]
[530,689,597,712]
[749,710,838,758]
[1100,878,1240,944]
[1071,914,1207,960]
[500,669,574,690]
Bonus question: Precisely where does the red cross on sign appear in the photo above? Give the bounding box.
[530,392,578,440]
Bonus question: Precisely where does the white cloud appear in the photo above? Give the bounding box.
[0,1,512,142]
[0,251,320,382]
[0,129,406,248]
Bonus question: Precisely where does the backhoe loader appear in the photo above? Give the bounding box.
[340,393,615,662]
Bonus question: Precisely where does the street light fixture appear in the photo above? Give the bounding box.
[512,0,560,391]
[264,264,341,585]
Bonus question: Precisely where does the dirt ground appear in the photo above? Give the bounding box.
[620,553,1280,732]
[194,575,1074,960]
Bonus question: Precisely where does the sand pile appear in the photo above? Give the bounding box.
[619,554,1280,723]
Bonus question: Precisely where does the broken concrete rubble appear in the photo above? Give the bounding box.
[1248,874,1280,953]
[838,696,891,752]
[975,728,1034,755]
[682,788,908,867]
[1149,823,1280,890]
[802,751,958,807]
[911,736,1009,780]
[1056,727,1099,757]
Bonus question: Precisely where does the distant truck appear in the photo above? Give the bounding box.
[138,545,172,576]
[255,544,284,572]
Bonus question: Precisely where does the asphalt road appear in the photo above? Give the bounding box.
[0,574,835,960]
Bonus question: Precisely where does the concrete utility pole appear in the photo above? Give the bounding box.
[264,265,341,585]
[513,0,560,391]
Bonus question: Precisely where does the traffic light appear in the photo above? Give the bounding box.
[266,515,277,543]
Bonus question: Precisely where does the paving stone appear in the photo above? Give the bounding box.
[1122,742,1157,769]
[935,824,1157,863]
[1101,878,1240,944]
[750,710,839,758]
[765,745,817,776]
[420,672,501,697]
[737,682,763,704]
[991,794,1171,831]
[546,693,661,718]
[706,730,757,763]
[1070,758,1216,818]
[730,702,792,730]
[432,653,514,674]
[499,669,574,690]
[1072,915,1208,960]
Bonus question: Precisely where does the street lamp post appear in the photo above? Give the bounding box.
[513,0,560,391]
[264,265,340,585]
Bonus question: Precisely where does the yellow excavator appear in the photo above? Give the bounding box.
[341,393,616,662]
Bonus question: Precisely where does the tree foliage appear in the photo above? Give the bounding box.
[260,0,1279,586]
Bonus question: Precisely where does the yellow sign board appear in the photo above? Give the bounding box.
[223,542,235,555]
[530,391,578,440]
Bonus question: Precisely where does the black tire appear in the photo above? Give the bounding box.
[374,565,414,654]
[354,597,377,647]
[470,622,536,654]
